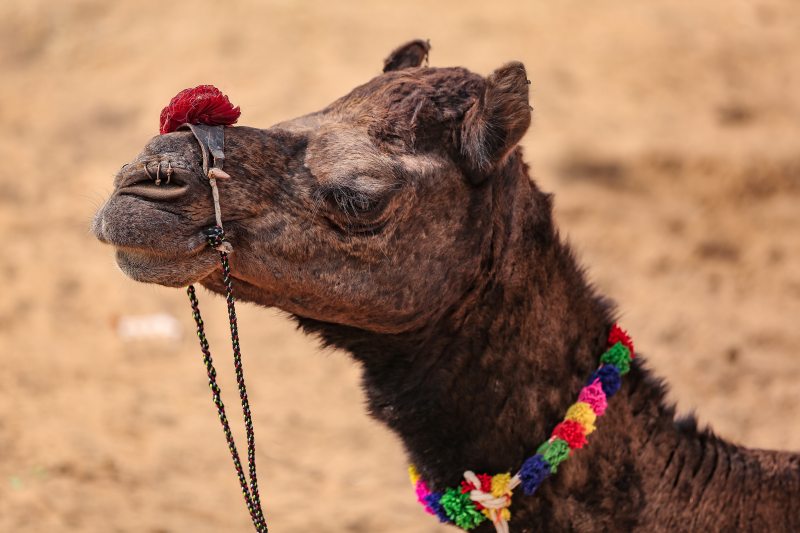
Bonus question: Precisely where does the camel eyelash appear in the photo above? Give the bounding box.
[320,185,382,216]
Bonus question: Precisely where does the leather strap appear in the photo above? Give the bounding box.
[181,123,233,253]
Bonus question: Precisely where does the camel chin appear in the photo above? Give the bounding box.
[114,248,218,288]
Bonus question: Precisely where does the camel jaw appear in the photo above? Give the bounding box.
[113,248,218,288]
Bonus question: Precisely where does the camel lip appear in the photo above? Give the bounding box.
[101,232,210,259]
[109,239,208,258]
[117,183,191,202]
[92,212,209,258]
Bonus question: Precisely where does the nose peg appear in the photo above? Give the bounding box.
[208,168,231,180]
[141,160,177,186]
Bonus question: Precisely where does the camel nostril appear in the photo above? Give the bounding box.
[118,162,193,201]
[141,161,184,187]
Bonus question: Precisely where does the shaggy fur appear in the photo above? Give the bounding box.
[93,40,799,531]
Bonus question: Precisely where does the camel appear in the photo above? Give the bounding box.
[93,40,799,531]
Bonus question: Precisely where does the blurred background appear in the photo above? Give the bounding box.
[1,0,798,531]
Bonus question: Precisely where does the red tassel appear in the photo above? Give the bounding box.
[608,324,635,358]
[460,473,492,509]
[159,85,241,134]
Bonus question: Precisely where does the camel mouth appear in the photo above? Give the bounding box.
[94,216,209,258]
[106,237,209,259]
[118,182,191,202]
[91,193,210,259]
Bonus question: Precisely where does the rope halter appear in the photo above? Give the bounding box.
[182,122,233,253]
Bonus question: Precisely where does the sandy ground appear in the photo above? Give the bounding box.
[1,1,798,531]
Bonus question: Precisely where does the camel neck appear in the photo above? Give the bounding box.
[378,161,623,485]
[294,155,799,529]
[297,154,632,481]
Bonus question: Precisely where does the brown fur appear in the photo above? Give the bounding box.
[93,41,799,531]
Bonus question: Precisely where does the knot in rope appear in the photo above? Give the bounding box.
[462,471,520,533]
[204,225,233,254]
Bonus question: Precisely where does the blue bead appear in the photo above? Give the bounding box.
[424,492,451,523]
[588,364,622,397]
[518,454,551,495]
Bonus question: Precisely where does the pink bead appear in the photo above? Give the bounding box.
[579,379,608,416]
[415,480,436,515]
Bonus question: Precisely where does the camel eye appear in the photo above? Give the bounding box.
[315,182,394,235]
[329,186,381,216]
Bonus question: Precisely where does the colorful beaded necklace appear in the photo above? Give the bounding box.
[409,324,635,533]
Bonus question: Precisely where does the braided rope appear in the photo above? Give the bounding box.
[187,226,267,532]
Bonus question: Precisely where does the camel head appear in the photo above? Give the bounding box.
[93,40,532,334]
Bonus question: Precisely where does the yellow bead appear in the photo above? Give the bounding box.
[491,473,512,497]
[408,465,420,485]
[482,507,512,523]
[565,402,597,434]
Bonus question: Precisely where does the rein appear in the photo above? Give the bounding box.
[182,120,267,532]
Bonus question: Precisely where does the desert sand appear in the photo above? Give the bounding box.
[1,1,798,531]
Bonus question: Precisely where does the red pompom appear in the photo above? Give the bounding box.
[608,324,635,358]
[159,85,241,134]
[552,420,588,450]
[460,473,492,509]
[460,473,492,494]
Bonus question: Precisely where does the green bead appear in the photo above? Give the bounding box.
[536,438,571,472]
[600,342,631,374]
[439,487,486,530]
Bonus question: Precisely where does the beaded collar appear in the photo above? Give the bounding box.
[408,324,635,533]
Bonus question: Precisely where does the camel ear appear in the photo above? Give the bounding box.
[460,62,531,183]
[383,39,430,72]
